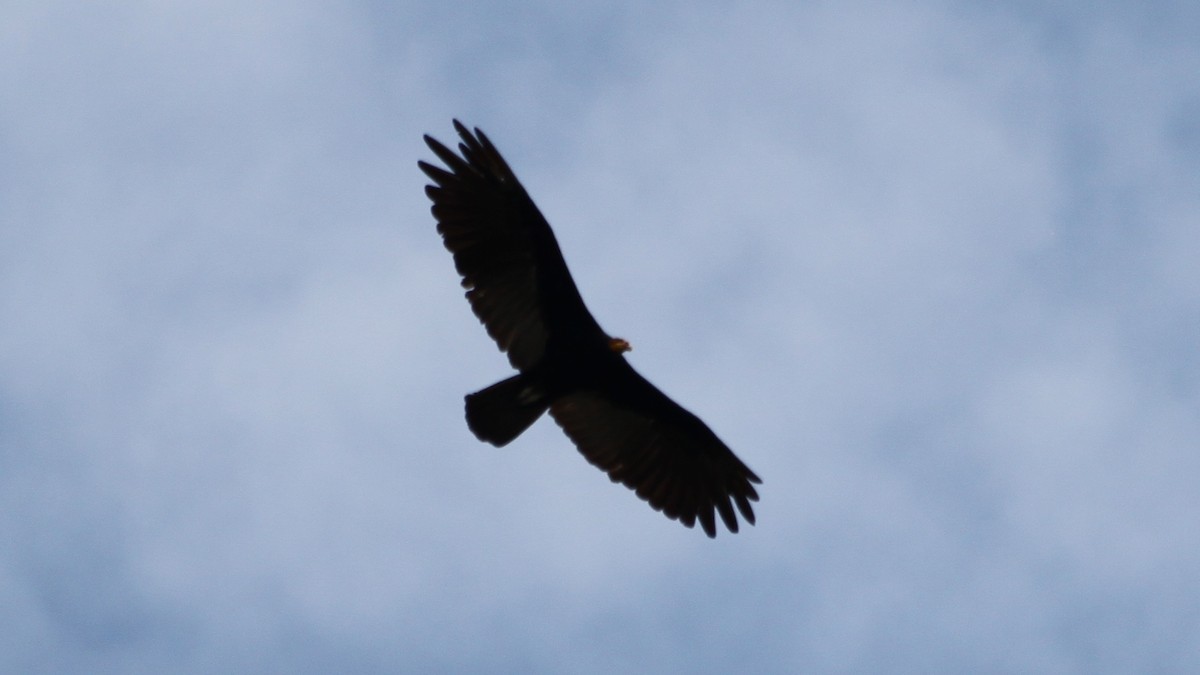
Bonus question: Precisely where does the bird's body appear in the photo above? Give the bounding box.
[420,121,760,537]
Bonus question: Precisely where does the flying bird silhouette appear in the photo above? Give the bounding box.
[419,120,761,537]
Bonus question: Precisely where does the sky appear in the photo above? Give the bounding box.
[2,1,1198,672]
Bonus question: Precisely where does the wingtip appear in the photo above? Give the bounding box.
[698,508,717,538]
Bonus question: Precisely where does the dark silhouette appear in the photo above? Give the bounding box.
[420,121,761,536]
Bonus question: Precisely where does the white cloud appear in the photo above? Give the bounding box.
[2,1,1198,672]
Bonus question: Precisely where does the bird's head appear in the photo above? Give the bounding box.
[608,337,632,354]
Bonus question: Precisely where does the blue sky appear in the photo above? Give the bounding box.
[2,1,1198,672]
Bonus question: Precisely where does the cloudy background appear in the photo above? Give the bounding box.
[3,1,1198,672]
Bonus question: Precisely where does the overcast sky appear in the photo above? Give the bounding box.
[3,1,1199,672]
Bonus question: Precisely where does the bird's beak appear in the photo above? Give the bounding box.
[608,337,632,353]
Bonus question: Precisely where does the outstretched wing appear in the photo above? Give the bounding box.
[549,367,761,537]
[419,120,602,370]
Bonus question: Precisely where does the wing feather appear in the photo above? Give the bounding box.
[420,121,598,369]
[549,385,761,538]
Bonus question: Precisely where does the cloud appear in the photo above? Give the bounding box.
[2,1,1198,672]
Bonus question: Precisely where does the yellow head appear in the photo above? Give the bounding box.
[608,337,632,353]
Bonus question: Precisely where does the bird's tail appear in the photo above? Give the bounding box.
[465,375,548,447]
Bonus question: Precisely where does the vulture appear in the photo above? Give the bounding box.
[419,121,761,537]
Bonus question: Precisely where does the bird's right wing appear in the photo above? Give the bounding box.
[419,121,600,370]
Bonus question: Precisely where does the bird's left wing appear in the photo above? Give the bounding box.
[549,378,761,537]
